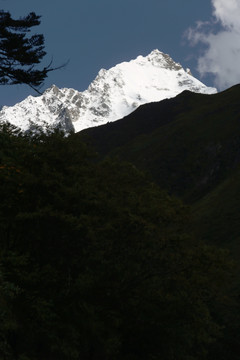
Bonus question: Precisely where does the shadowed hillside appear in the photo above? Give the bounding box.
[79,84,240,204]
[78,85,240,358]
[79,84,240,249]
[79,82,240,280]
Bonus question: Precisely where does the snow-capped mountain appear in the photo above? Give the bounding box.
[0,50,217,133]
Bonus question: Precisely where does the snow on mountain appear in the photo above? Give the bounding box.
[0,89,75,133]
[0,50,217,133]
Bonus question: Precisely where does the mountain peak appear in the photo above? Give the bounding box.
[0,50,217,133]
[131,50,182,71]
[45,84,61,95]
[145,49,183,70]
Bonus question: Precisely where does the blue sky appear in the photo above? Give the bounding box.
[0,0,239,106]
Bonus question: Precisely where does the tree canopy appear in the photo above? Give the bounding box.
[0,124,234,360]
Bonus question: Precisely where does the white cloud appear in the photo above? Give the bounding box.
[212,0,240,29]
[186,0,240,90]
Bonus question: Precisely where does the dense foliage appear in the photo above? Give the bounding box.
[0,123,233,360]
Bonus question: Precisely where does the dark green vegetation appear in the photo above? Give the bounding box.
[79,84,240,359]
[0,121,236,360]
[0,10,62,93]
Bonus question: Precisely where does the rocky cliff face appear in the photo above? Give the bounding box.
[0,49,217,133]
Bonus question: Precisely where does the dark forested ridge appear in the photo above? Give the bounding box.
[80,85,240,195]
[1,85,240,359]
[79,84,240,358]
[80,84,240,243]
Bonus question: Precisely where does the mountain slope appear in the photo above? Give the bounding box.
[0,50,216,132]
[79,84,240,202]
[79,84,240,254]
[192,165,240,250]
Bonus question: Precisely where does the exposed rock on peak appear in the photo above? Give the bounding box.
[0,50,217,133]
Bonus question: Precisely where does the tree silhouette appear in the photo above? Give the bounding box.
[0,10,62,93]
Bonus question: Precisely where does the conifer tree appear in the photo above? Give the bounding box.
[0,10,60,93]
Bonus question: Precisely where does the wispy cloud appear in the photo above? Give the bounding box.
[186,0,240,90]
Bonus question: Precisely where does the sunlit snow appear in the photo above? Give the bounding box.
[0,50,217,133]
